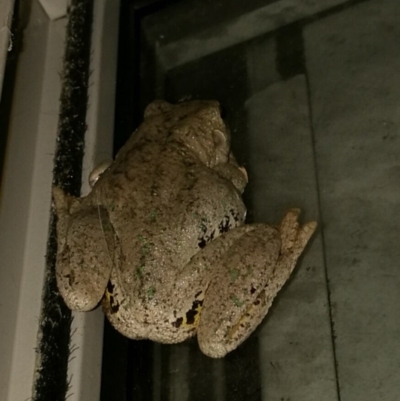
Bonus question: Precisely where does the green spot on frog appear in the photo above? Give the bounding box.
[109,202,115,211]
[192,213,208,231]
[231,295,244,307]
[150,210,158,222]
[101,221,112,232]
[199,221,207,231]
[136,234,153,257]
[136,265,144,278]
[230,269,239,281]
[141,243,151,255]
[147,286,156,299]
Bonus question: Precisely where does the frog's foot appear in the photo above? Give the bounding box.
[254,210,317,322]
[53,186,117,312]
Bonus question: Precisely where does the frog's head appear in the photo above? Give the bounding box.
[146,100,231,168]
[52,187,116,311]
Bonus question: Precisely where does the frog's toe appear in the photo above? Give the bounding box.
[279,208,300,252]
[296,220,318,249]
[57,272,108,311]
[198,336,230,358]
[280,209,317,254]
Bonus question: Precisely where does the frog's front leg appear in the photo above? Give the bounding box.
[197,209,317,358]
[53,187,117,312]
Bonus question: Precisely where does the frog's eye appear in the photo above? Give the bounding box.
[144,100,173,118]
[89,160,112,188]
[212,129,227,150]
[213,129,230,165]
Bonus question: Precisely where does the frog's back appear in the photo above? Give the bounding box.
[102,162,245,342]
[90,100,247,337]
[110,154,246,282]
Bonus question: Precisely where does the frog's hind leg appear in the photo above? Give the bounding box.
[197,209,316,358]
[164,225,258,344]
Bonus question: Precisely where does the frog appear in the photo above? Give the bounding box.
[53,100,317,358]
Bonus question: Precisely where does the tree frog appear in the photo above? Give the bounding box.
[53,100,316,358]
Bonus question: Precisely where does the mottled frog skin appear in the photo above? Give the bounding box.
[53,100,316,358]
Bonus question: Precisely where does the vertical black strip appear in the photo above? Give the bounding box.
[125,340,155,401]
[100,321,129,401]
[225,335,262,401]
[52,0,93,193]
[112,0,137,153]
[0,0,20,190]
[276,23,305,80]
[33,1,93,401]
